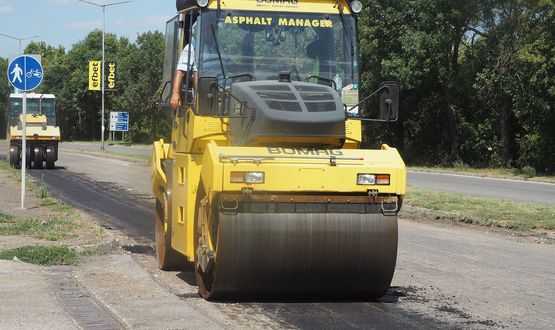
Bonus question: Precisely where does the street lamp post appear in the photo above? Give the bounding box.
[76,0,131,151]
[0,33,41,54]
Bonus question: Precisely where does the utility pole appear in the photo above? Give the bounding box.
[76,0,131,150]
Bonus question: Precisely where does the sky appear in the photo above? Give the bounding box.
[0,0,177,58]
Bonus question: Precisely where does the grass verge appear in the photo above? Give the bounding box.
[403,187,555,231]
[0,157,22,181]
[0,245,79,265]
[99,150,151,162]
[409,166,555,184]
[0,158,77,213]
[0,214,81,241]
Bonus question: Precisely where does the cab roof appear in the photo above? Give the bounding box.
[176,0,357,12]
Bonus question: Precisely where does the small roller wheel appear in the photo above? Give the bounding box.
[33,147,43,169]
[194,182,217,300]
[46,146,55,169]
[25,147,31,168]
[9,145,19,168]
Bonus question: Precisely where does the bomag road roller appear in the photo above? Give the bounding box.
[152,0,406,299]
[6,93,60,169]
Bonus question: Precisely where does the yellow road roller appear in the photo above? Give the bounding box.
[6,93,60,169]
[152,0,406,299]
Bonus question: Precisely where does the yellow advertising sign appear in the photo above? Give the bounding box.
[88,61,101,91]
[106,62,116,90]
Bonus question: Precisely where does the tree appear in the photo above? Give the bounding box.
[0,57,10,138]
[359,0,482,164]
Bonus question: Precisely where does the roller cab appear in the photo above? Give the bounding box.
[152,0,406,299]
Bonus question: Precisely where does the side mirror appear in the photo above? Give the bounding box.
[379,81,399,122]
[198,77,219,115]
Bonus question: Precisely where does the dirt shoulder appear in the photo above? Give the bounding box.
[0,164,270,329]
[0,166,108,252]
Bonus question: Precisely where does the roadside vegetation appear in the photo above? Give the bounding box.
[404,187,555,231]
[0,245,79,266]
[0,213,91,241]
[58,142,151,163]
[99,150,151,162]
[0,157,21,181]
[0,162,107,266]
[409,166,555,184]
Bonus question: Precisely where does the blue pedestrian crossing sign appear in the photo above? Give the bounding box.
[7,55,43,91]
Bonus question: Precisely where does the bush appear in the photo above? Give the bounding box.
[452,160,470,169]
[521,165,537,178]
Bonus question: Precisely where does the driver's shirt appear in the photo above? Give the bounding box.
[177,44,197,72]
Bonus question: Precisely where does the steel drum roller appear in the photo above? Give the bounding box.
[198,212,398,298]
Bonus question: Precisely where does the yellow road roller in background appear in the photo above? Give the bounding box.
[6,93,60,169]
[152,0,406,299]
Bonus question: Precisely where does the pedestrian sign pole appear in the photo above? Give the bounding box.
[7,55,43,209]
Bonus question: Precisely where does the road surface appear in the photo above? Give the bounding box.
[7,147,552,329]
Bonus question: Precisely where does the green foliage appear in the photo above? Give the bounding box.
[0,213,15,223]
[521,165,537,178]
[452,160,470,169]
[6,30,170,144]
[0,57,10,137]
[0,245,79,266]
[359,0,555,172]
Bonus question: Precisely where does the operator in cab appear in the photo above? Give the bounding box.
[170,17,223,111]
[170,40,197,111]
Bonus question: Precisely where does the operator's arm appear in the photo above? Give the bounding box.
[169,70,199,111]
[170,70,185,111]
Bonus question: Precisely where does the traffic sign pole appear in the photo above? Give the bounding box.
[101,5,106,151]
[7,55,43,209]
[21,92,27,209]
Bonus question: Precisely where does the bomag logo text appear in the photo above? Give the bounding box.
[268,147,343,156]
[257,0,298,4]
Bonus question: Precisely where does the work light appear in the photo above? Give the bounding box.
[231,171,265,184]
[357,174,376,185]
[197,0,209,7]
[350,0,363,14]
[357,174,390,185]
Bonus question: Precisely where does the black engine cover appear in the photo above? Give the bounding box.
[227,81,346,147]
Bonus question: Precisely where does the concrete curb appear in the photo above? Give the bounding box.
[73,230,116,255]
